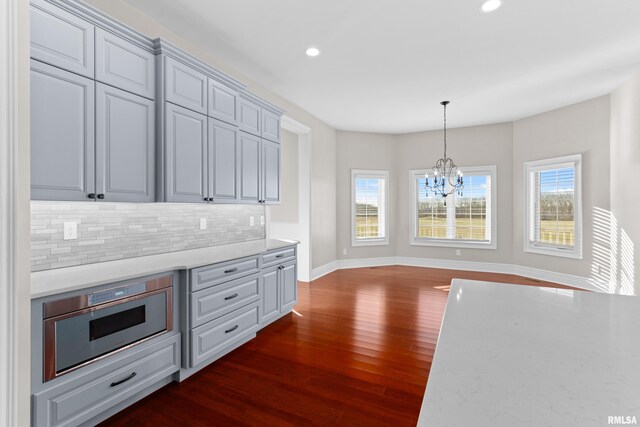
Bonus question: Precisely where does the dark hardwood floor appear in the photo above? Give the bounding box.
[99,266,573,426]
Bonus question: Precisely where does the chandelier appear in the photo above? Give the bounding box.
[425,100,463,206]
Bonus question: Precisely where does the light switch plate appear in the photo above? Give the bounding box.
[250,216,255,226]
[63,222,77,240]
[200,218,207,230]
[456,249,462,256]
[260,215,265,226]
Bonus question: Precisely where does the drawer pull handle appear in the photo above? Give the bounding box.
[275,254,285,258]
[224,268,238,274]
[225,324,239,334]
[224,293,239,301]
[110,372,136,387]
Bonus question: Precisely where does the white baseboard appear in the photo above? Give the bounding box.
[311,256,607,293]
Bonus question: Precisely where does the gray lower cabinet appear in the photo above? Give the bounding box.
[261,139,280,204]
[96,83,155,202]
[163,102,208,203]
[238,131,261,203]
[30,60,95,201]
[259,252,297,327]
[32,333,180,427]
[30,0,95,78]
[208,118,238,202]
[95,27,155,100]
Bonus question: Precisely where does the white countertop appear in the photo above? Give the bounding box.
[31,239,298,299]
[418,279,640,427]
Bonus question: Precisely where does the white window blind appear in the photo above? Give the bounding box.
[351,170,389,246]
[525,155,582,259]
[411,166,496,249]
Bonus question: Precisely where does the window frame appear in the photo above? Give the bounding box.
[409,165,497,249]
[524,154,582,259]
[351,169,390,247]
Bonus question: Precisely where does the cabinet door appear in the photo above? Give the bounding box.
[260,267,280,325]
[208,78,238,125]
[281,262,297,312]
[237,97,261,136]
[261,109,281,143]
[30,60,95,201]
[95,28,155,99]
[238,131,261,203]
[208,118,238,202]
[164,103,208,203]
[164,56,207,114]
[30,1,94,77]
[95,83,155,202]
[261,139,280,204]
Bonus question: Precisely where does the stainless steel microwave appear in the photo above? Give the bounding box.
[42,274,173,382]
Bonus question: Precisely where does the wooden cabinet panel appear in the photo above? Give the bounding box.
[164,57,207,114]
[208,118,238,202]
[95,28,155,99]
[30,60,95,201]
[262,139,280,204]
[238,131,261,203]
[30,0,94,77]
[208,78,238,125]
[164,103,208,203]
[95,83,154,202]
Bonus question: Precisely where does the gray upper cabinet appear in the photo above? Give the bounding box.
[238,131,261,203]
[238,97,261,136]
[95,28,155,99]
[208,118,238,202]
[261,109,281,143]
[164,103,208,203]
[208,79,238,125]
[95,83,155,202]
[261,139,280,204]
[30,0,95,78]
[31,60,95,201]
[164,56,207,114]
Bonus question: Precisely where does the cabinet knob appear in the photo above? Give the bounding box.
[97,193,105,200]
[208,197,214,202]
[87,193,96,199]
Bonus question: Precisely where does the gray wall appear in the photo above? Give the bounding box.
[270,129,299,223]
[336,131,397,260]
[31,202,265,271]
[611,72,640,295]
[512,96,610,277]
[83,0,337,270]
[396,123,514,264]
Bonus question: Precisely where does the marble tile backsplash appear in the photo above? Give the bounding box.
[31,202,265,271]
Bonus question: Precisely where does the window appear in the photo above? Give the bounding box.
[525,155,582,259]
[410,165,497,249]
[351,170,389,246]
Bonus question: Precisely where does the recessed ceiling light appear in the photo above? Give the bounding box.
[481,0,502,13]
[305,47,320,57]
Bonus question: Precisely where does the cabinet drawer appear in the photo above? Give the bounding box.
[190,256,259,292]
[164,56,208,114]
[191,274,259,328]
[33,333,179,427]
[95,28,155,99]
[190,302,259,367]
[262,247,296,267]
[30,0,95,78]
[238,97,261,136]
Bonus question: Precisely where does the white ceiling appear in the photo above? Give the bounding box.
[124,0,640,134]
